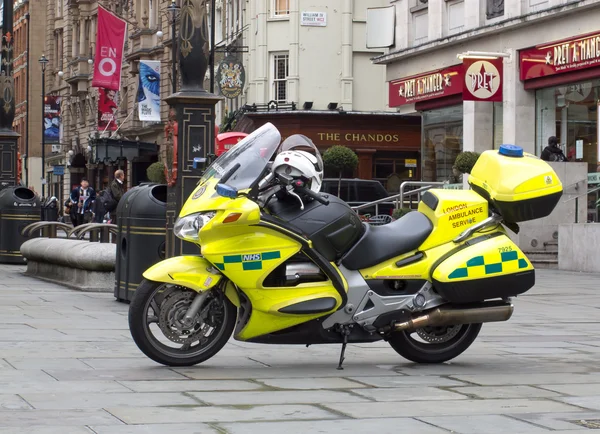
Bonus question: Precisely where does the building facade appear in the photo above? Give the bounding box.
[13,0,46,191]
[37,0,244,203]
[374,0,600,191]
[234,0,420,191]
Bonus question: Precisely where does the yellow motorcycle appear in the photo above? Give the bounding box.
[129,123,562,368]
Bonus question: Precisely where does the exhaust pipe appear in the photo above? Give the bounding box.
[393,302,514,332]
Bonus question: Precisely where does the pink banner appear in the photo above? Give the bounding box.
[92,6,127,90]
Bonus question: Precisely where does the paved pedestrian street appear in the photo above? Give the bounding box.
[1,264,600,433]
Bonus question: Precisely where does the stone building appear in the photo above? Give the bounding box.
[237,0,422,189]
[12,0,46,191]
[373,0,600,186]
[37,0,244,204]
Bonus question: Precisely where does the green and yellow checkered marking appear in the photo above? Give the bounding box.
[214,251,281,271]
[448,250,529,279]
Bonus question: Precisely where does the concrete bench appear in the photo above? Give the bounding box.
[21,238,116,292]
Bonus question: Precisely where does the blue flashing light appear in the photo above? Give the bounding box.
[216,183,238,199]
[499,144,524,158]
[193,157,207,169]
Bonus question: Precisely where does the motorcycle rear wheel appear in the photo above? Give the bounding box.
[129,279,237,367]
[388,323,482,364]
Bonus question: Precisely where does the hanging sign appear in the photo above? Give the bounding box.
[137,60,161,122]
[92,6,127,90]
[43,96,61,144]
[217,56,246,99]
[462,57,503,102]
[98,88,118,132]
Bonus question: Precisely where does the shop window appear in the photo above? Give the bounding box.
[271,53,289,103]
[272,0,290,17]
[373,158,417,192]
[535,80,599,171]
[486,0,504,19]
[422,105,463,183]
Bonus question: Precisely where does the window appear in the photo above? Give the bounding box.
[422,105,463,183]
[272,53,289,103]
[486,0,504,19]
[448,1,464,34]
[273,0,290,16]
[413,12,428,44]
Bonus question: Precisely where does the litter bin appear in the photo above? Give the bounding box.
[0,187,41,264]
[41,196,59,221]
[114,183,167,302]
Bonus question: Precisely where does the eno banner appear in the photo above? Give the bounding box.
[462,57,503,102]
[137,60,161,122]
[92,6,127,90]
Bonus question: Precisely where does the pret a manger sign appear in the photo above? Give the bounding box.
[389,65,463,107]
[520,31,600,80]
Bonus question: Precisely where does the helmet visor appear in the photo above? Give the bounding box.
[279,134,323,173]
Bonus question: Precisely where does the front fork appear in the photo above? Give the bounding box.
[181,280,241,327]
[181,290,212,328]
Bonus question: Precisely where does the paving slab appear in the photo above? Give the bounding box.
[90,424,219,434]
[119,379,264,393]
[0,409,122,427]
[218,418,448,434]
[323,398,583,418]
[20,392,200,410]
[351,386,467,402]
[105,404,339,424]
[538,383,600,396]
[255,377,367,390]
[449,385,564,399]
[418,414,555,434]
[189,389,368,405]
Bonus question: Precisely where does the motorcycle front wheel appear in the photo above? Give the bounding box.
[388,323,482,364]
[128,279,237,367]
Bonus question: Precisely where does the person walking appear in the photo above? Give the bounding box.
[69,178,96,227]
[109,170,125,224]
[541,136,567,162]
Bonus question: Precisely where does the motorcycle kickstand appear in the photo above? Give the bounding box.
[336,325,352,370]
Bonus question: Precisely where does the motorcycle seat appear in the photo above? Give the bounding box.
[341,211,433,270]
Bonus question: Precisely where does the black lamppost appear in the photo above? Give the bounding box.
[38,54,48,198]
[209,0,215,93]
[167,1,180,94]
[25,11,30,186]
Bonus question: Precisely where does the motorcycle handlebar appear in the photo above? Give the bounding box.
[295,185,330,206]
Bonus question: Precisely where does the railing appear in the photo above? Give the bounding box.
[352,181,448,217]
[22,222,118,243]
[563,180,600,223]
[21,222,72,239]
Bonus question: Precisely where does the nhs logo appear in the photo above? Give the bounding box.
[242,254,261,262]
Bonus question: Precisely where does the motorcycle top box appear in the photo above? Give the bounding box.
[468,145,563,223]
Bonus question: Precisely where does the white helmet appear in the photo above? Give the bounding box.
[272,135,323,193]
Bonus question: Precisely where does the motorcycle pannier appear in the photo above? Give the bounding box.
[468,145,563,223]
[432,233,535,303]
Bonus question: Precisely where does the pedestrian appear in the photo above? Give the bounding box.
[109,169,125,224]
[69,178,96,227]
[541,136,567,162]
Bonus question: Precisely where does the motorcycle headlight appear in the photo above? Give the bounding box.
[173,212,215,242]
